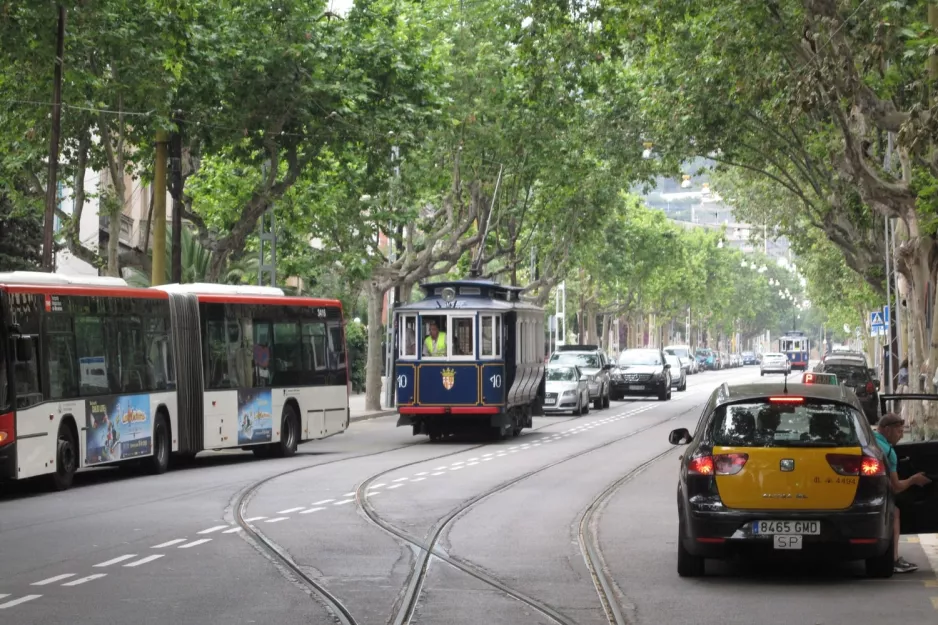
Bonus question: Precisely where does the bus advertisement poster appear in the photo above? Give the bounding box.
[85,395,152,466]
[238,389,273,445]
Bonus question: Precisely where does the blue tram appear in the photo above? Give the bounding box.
[779,330,810,371]
[393,279,546,440]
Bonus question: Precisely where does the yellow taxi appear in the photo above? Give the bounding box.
[668,381,897,577]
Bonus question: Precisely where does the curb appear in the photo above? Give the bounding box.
[350,410,397,423]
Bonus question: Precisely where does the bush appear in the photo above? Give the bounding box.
[346,320,367,393]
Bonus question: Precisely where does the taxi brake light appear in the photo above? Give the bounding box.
[769,396,804,403]
[826,453,883,476]
[688,455,714,475]
[865,381,875,394]
[860,457,884,476]
[714,453,748,475]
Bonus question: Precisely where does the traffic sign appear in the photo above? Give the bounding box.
[883,305,890,324]
[870,311,884,326]
[872,324,886,336]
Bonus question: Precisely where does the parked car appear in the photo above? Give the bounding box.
[665,345,697,374]
[741,351,757,365]
[611,348,672,401]
[665,354,688,391]
[543,364,590,415]
[549,345,613,410]
[761,352,791,376]
[815,357,881,424]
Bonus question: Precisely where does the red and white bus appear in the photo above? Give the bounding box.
[0,272,349,490]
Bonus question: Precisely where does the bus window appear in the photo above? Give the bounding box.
[302,322,327,372]
[0,341,7,412]
[273,321,303,384]
[146,316,174,391]
[75,317,110,396]
[12,335,41,408]
[253,322,272,386]
[327,322,346,370]
[450,316,475,357]
[45,314,78,400]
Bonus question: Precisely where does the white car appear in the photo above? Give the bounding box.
[760,352,791,376]
[664,345,697,374]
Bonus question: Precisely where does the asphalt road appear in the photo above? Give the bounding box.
[1,366,936,625]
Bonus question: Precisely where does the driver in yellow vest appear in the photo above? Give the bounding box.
[423,320,447,357]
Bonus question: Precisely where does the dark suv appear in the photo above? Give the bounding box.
[815,356,880,424]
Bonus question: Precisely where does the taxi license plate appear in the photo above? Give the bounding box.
[628,385,646,391]
[752,520,820,535]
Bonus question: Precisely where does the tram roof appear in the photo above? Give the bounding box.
[394,279,542,313]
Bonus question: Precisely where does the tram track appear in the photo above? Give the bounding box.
[355,400,700,625]
[229,413,583,624]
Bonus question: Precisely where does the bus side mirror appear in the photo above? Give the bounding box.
[15,337,34,362]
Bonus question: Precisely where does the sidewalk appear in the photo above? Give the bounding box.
[348,378,397,422]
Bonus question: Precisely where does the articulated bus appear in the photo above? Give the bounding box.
[0,272,349,490]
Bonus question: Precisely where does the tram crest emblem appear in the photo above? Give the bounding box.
[441,368,456,390]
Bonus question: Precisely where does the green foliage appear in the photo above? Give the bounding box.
[344,320,367,393]
[0,191,42,271]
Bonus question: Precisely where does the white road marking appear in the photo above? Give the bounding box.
[509,446,519,449]
[243,516,267,522]
[387,484,404,489]
[415,472,428,476]
[277,507,306,514]
[178,538,212,549]
[32,574,75,586]
[532,444,541,447]
[451,461,465,465]
[265,517,290,523]
[369,483,386,489]
[63,574,107,587]
[411,477,426,482]
[393,477,410,482]
[482,453,494,457]
[0,595,7,600]
[152,539,187,548]
[482,457,494,460]
[342,492,356,497]
[311,499,334,506]
[124,554,164,568]
[222,527,243,534]
[450,466,464,470]
[431,472,445,476]
[468,457,479,461]
[300,507,326,514]
[496,454,506,458]
[0,595,41,609]
[433,466,447,470]
[543,440,553,444]
[94,555,136,567]
[467,462,479,466]
[509,450,518,453]
[333,499,355,505]
[197,525,229,535]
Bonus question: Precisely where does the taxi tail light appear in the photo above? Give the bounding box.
[713,453,749,475]
[865,381,875,394]
[687,455,714,475]
[826,453,884,477]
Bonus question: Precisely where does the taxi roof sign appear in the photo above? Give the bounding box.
[803,372,838,385]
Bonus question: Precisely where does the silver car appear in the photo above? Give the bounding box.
[761,352,791,376]
[543,365,590,415]
[665,354,688,391]
[549,346,612,410]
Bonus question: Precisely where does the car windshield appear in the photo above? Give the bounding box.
[551,353,599,368]
[546,367,577,382]
[619,350,661,366]
[666,355,681,368]
[822,365,870,386]
[710,400,863,448]
[665,347,688,357]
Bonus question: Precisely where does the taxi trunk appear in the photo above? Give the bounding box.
[713,446,862,510]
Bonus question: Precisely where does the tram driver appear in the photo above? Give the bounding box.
[423,318,447,357]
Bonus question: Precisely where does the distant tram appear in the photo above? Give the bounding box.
[779,330,810,371]
[393,279,545,440]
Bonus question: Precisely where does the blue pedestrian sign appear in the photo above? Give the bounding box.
[870,311,884,327]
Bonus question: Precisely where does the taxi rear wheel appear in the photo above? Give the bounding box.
[677,534,704,577]
[865,537,895,578]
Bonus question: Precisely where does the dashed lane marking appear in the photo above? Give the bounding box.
[178,539,212,549]
[222,527,243,534]
[433,466,447,470]
[152,539,187,548]
[431,472,445,476]
[393,477,410,482]
[124,555,164,568]
[387,484,404,489]
[243,516,267,522]
[333,499,355,506]
[311,499,334,506]
[31,574,75,586]
[300,507,325,514]
[197,525,229,535]
[94,555,136,567]
[467,462,479,466]
[342,492,356,496]
[411,477,426,482]
[369,483,386,489]
[277,507,306,514]
[265,517,290,523]
[450,466,464,471]
[415,472,428,476]
[0,595,41,609]
[62,574,106,587]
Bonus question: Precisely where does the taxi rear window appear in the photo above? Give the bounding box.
[710,399,863,448]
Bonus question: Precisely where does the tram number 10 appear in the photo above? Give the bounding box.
[489,374,502,388]
[397,375,408,388]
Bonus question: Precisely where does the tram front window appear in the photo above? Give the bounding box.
[451,317,474,357]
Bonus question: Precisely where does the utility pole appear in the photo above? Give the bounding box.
[42,5,66,272]
[151,131,169,286]
[884,215,894,393]
[384,146,400,410]
[169,118,183,283]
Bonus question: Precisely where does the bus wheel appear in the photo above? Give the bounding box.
[147,412,170,475]
[273,405,299,458]
[50,422,78,491]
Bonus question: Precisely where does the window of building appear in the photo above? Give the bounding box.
[450,316,475,358]
[480,315,501,358]
[400,315,418,358]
